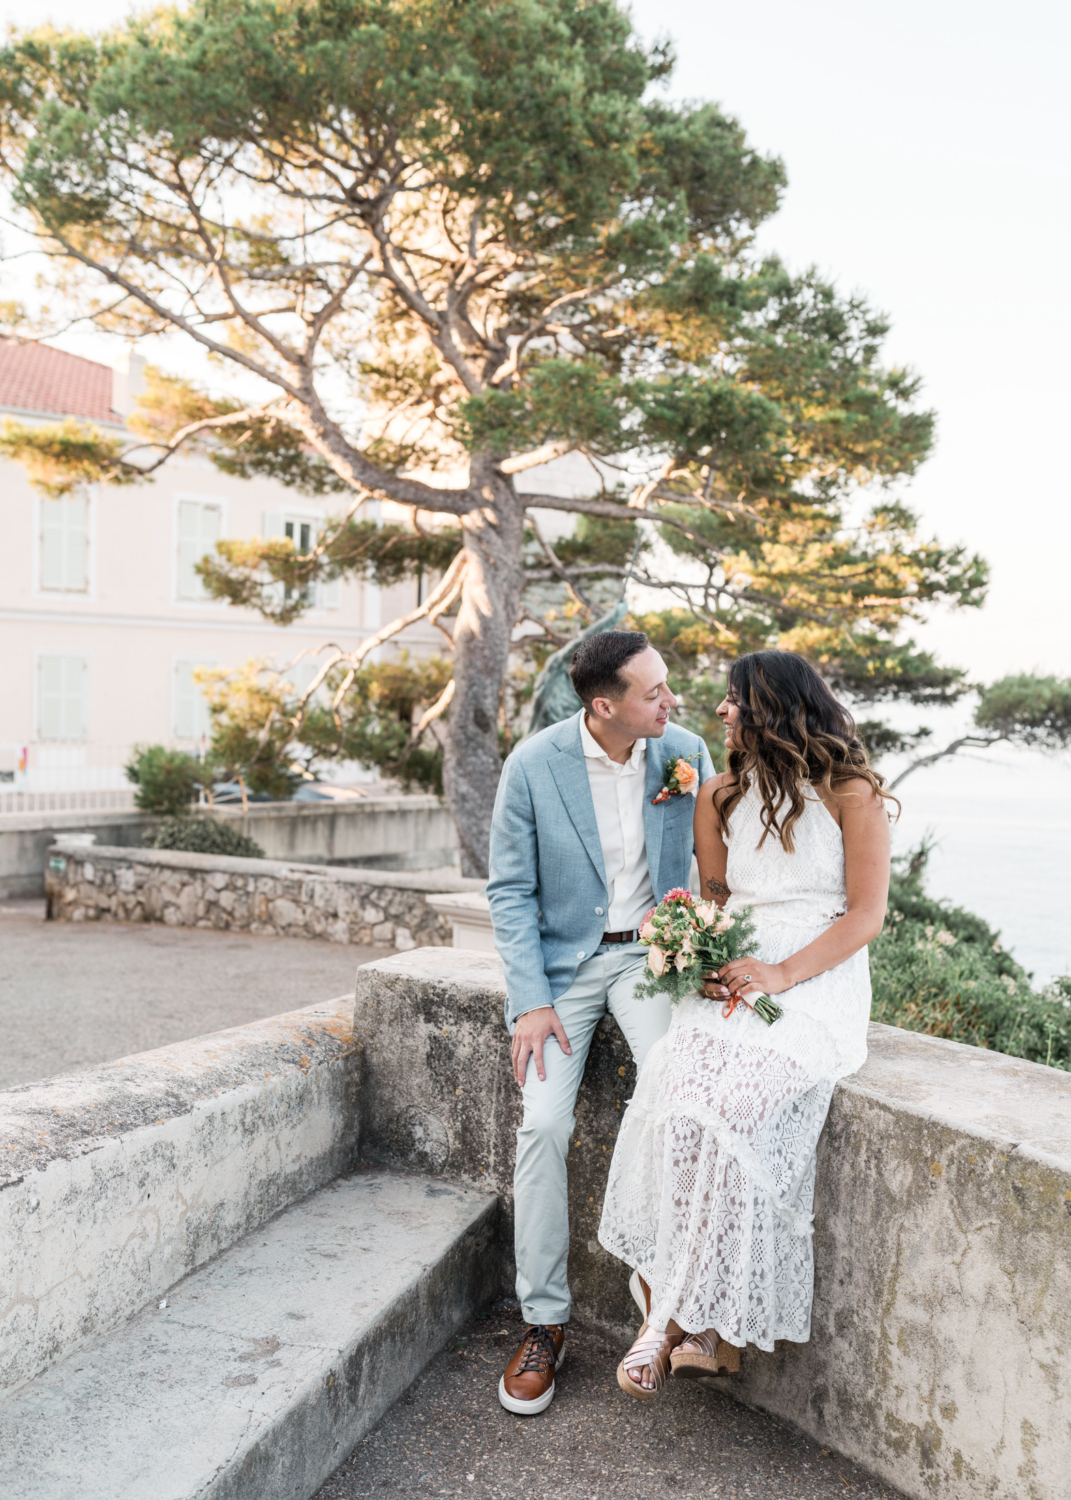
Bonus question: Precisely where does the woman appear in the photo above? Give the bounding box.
[598,650,896,1395]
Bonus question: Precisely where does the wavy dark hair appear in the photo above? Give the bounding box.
[717,650,899,851]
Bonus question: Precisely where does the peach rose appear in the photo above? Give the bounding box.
[647,944,667,976]
[694,900,718,926]
[639,920,656,942]
[675,759,700,796]
[714,909,735,933]
[674,950,691,972]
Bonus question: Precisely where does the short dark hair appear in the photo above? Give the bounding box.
[568,630,650,706]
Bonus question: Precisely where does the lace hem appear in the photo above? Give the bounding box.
[614,1093,825,1238]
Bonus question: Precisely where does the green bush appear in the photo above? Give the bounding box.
[125,744,207,814]
[871,847,1071,1070]
[145,816,264,860]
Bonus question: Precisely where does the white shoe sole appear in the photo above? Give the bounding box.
[497,1349,566,1416]
[629,1270,647,1320]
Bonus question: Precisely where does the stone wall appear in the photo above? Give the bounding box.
[0,791,457,898]
[43,844,484,951]
[0,997,359,1394]
[353,949,1071,1500]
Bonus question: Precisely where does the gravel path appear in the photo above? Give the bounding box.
[315,1301,907,1500]
[0,899,386,1088]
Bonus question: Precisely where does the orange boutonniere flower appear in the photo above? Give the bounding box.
[651,752,702,804]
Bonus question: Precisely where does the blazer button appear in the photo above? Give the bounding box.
[595,906,604,916]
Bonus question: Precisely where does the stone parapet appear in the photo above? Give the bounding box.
[43,843,484,951]
[353,948,1071,1500]
[0,996,360,1395]
[0,791,458,897]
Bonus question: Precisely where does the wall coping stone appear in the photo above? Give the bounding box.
[0,996,357,1186]
[46,842,485,895]
[0,792,442,836]
[0,997,364,1394]
[358,947,1071,1170]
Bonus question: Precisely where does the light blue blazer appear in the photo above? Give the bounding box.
[487,710,714,1027]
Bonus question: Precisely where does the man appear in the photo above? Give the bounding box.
[487,630,714,1415]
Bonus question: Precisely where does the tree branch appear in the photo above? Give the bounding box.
[528,514,594,615]
[521,492,725,555]
[499,439,577,475]
[888,734,1003,791]
[410,677,455,742]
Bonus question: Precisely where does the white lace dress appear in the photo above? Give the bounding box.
[598,785,871,1350]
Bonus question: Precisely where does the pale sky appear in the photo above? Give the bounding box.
[3,0,1069,683]
[628,0,1070,682]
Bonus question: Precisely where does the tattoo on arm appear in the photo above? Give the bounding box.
[706,878,730,897]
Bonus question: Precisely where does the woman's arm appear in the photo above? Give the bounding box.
[693,772,734,907]
[718,779,891,996]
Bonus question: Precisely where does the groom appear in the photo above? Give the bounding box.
[487,630,714,1414]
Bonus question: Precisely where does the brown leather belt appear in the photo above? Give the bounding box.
[601,929,638,944]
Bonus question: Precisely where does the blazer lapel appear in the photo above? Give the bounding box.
[551,714,607,886]
[643,737,666,898]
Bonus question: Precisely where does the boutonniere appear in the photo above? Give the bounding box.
[652,752,701,804]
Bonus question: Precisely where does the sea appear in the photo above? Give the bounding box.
[889,748,1071,986]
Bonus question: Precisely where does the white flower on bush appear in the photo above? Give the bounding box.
[934,930,956,947]
[1000,974,1017,993]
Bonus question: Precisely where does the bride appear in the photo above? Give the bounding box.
[598,649,896,1395]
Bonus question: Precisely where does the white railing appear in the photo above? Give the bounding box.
[0,743,138,815]
[0,786,138,817]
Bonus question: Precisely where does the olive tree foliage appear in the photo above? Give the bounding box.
[0,0,987,873]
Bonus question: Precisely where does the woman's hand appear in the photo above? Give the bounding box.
[717,956,791,996]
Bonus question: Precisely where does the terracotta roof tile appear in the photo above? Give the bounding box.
[0,338,119,423]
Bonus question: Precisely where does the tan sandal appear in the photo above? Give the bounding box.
[616,1322,682,1400]
[669,1329,741,1378]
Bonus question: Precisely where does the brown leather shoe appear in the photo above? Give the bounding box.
[497,1324,566,1415]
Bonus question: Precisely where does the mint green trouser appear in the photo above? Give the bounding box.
[512,943,672,1326]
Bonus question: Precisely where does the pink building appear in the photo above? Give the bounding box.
[0,339,428,808]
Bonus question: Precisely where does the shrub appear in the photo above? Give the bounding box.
[125,744,207,814]
[145,816,264,860]
[871,847,1070,1070]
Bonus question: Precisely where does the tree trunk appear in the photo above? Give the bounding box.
[442,465,526,877]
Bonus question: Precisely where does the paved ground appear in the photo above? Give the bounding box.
[315,1301,907,1500]
[0,899,388,1089]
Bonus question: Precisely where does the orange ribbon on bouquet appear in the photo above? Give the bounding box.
[717,988,785,1027]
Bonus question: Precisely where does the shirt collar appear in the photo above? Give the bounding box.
[580,714,646,770]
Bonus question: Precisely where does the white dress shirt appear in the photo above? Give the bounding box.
[579,714,655,933]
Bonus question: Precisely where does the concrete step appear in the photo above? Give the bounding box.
[0,1171,498,1500]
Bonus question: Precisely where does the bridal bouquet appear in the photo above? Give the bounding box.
[636,889,784,1024]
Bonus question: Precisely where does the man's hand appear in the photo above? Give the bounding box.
[511,1005,572,1087]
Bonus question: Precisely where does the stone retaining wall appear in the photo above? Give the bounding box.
[0,997,359,1394]
[0,791,458,898]
[43,844,484,951]
[354,948,1071,1500]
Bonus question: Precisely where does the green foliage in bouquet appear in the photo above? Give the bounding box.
[635,889,782,1022]
[871,843,1070,1070]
